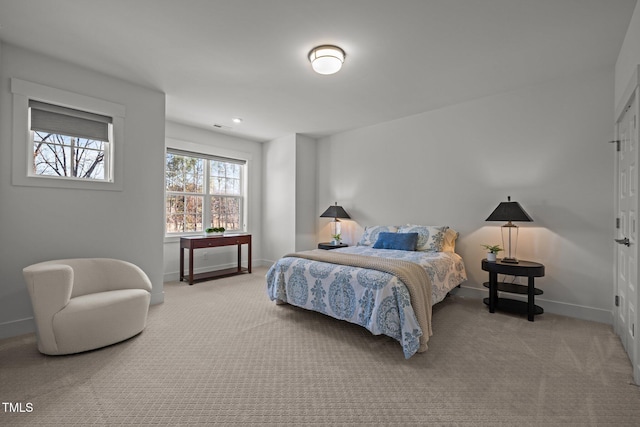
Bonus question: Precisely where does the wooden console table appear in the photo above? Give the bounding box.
[180,234,252,285]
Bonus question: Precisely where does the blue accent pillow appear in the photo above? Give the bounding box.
[372,232,418,251]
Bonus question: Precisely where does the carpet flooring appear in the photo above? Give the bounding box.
[1,266,640,426]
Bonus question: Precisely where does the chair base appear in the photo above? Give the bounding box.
[42,289,150,355]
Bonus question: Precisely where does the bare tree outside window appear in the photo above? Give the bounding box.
[209,160,241,230]
[165,153,204,233]
[165,151,244,234]
[32,131,106,179]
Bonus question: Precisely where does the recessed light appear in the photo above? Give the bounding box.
[232,117,243,124]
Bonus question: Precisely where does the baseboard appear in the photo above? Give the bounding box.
[452,285,612,325]
[0,317,35,340]
[150,291,164,305]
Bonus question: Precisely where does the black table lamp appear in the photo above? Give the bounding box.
[320,202,350,243]
[486,196,533,263]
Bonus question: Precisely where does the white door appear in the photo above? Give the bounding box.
[614,87,639,383]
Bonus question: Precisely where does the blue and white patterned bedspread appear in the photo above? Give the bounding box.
[266,246,467,358]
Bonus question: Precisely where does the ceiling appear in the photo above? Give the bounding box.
[0,0,636,142]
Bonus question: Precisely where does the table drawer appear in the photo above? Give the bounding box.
[188,235,251,249]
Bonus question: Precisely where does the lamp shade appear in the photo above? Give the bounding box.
[320,202,350,219]
[486,197,532,223]
[485,196,532,264]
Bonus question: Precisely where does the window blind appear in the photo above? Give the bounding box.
[29,100,112,142]
[167,148,247,165]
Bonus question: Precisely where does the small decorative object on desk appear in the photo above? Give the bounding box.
[205,227,225,236]
[331,233,342,245]
[481,244,503,262]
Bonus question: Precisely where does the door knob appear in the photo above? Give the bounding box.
[615,237,631,246]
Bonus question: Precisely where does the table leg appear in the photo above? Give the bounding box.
[188,247,194,285]
[489,271,498,313]
[528,276,535,321]
[180,247,184,282]
[237,243,241,272]
[248,240,252,273]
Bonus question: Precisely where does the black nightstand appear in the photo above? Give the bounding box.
[318,242,348,250]
[481,259,545,321]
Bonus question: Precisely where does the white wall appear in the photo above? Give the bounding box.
[615,1,640,110]
[318,66,615,323]
[262,133,318,264]
[295,135,318,252]
[262,135,297,264]
[0,44,166,338]
[163,121,263,280]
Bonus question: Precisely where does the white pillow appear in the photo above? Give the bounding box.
[357,225,398,246]
[397,225,449,252]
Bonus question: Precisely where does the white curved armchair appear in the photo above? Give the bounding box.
[23,258,152,355]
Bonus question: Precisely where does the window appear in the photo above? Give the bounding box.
[11,78,125,191]
[165,149,245,234]
[29,101,113,181]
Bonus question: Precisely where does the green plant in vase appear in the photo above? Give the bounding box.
[481,244,503,261]
[205,227,225,236]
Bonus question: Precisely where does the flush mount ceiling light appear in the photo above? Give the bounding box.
[308,45,345,75]
[232,117,243,124]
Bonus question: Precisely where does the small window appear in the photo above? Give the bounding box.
[165,149,246,234]
[29,101,113,181]
[11,78,125,191]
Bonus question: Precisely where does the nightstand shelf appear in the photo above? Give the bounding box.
[482,281,543,295]
[318,242,348,250]
[482,296,544,316]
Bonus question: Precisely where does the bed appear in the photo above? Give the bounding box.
[266,225,467,358]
